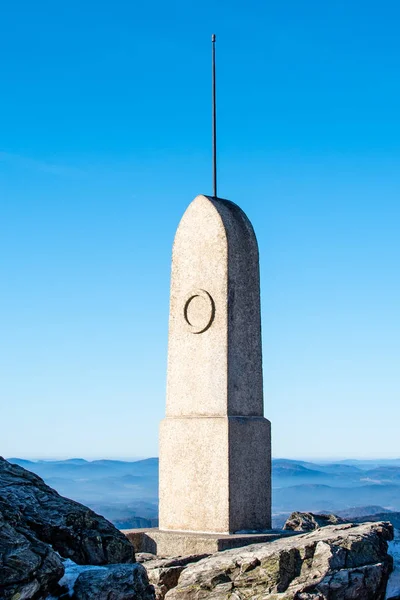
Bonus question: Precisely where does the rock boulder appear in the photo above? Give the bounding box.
[0,501,64,599]
[164,521,393,599]
[0,457,136,599]
[139,554,210,600]
[283,511,347,531]
[0,457,135,565]
[72,563,155,600]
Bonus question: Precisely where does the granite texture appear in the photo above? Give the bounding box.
[136,553,211,599]
[159,195,271,534]
[164,194,263,418]
[164,521,393,600]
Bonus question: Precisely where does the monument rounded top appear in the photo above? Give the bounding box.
[174,195,259,260]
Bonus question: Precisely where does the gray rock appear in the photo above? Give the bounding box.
[143,555,209,600]
[147,566,184,600]
[72,563,155,600]
[136,553,158,563]
[283,511,347,531]
[0,502,64,599]
[0,457,136,599]
[0,457,135,565]
[164,521,393,599]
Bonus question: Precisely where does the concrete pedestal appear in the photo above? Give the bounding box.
[123,528,296,557]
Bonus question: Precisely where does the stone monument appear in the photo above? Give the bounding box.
[123,38,275,556]
[124,194,275,555]
[159,194,271,535]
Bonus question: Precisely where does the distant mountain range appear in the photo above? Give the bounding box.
[7,457,400,529]
[7,457,159,527]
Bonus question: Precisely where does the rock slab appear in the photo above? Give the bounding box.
[139,554,210,600]
[164,521,393,600]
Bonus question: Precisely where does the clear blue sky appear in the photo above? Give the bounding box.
[1,0,399,459]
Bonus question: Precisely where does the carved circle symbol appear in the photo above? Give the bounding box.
[184,289,215,334]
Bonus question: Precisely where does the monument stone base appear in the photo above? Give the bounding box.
[159,416,271,534]
[123,528,296,556]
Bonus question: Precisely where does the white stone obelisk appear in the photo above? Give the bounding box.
[159,195,271,535]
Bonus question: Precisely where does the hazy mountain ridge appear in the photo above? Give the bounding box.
[7,457,400,529]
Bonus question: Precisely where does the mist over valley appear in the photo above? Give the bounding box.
[8,456,400,530]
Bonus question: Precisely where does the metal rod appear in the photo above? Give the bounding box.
[212,34,217,198]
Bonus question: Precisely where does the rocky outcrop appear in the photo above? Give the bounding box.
[283,511,347,531]
[0,458,396,600]
[0,457,136,599]
[0,457,135,564]
[0,501,64,599]
[164,521,393,599]
[137,554,210,600]
[72,563,155,600]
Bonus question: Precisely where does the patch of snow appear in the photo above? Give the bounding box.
[47,558,106,599]
[386,529,400,600]
[234,529,272,534]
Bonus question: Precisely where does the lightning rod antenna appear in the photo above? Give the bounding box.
[212,34,217,198]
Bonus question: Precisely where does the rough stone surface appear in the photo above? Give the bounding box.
[284,511,348,531]
[143,555,209,600]
[164,521,394,600]
[72,563,155,600]
[0,500,64,599]
[159,195,271,535]
[137,553,159,562]
[0,457,135,565]
[165,195,263,418]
